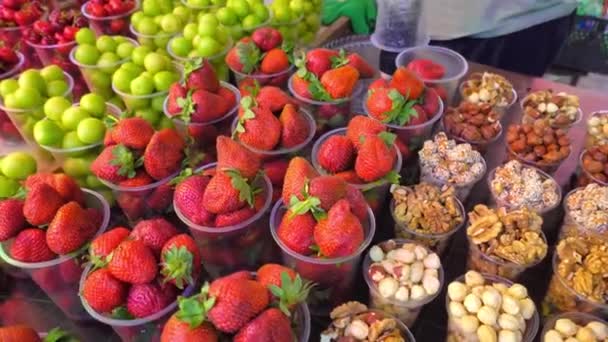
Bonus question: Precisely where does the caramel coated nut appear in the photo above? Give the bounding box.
[444,101,502,143]
[506,120,570,166]
[587,112,608,147]
[461,72,515,107]
[564,183,608,235]
[522,90,580,128]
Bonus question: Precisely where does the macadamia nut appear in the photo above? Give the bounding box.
[460,315,480,333]
[449,301,467,318]
[449,282,468,301]
[477,324,498,342]
[465,271,486,287]
[478,306,498,326]
[544,329,564,342]
[555,318,577,337]
[464,293,482,313]
[586,321,608,340]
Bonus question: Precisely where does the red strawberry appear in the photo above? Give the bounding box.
[406,59,445,80]
[217,86,237,110]
[160,234,201,289]
[346,115,387,150]
[23,182,65,226]
[314,200,364,257]
[225,40,261,74]
[186,59,220,92]
[89,227,130,267]
[25,173,84,204]
[347,53,374,78]
[116,193,146,220]
[118,170,153,187]
[234,308,294,342]
[317,135,355,173]
[263,159,288,186]
[345,184,369,222]
[368,78,389,90]
[202,170,251,214]
[390,66,424,100]
[174,175,215,226]
[0,325,41,342]
[82,268,128,314]
[237,106,281,151]
[255,86,297,114]
[421,87,440,117]
[279,104,310,148]
[395,139,412,160]
[214,205,256,227]
[216,136,261,180]
[335,170,364,184]
[127,282,172,318]
[104,130,115,146]
[46,201,97,255]
[252,27,283,52]
[0,199,25,241]
[320,65,359,99]
[131,218,179,256]
[366,88,394,122]
[305,48,339,78]
[260,48,289,74]
[144,129,185,181]
[91,145,138,183]
[355,133,396,182]
[108,239,158,285]
[309,175,348,211]
[146,183,174,212]
[408,105,429,126]
[167,83,187,116]
[225,47,244,73]
[281,157,319,205]
[111,117,155,149]
[431,84,448,103]
[290,74,311,99]
[9,228,56,262]
[161,309,219,342]
[191,89,230,123]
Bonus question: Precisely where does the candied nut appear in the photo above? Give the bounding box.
[410,262,424,283]
[424,268,438,279]
[544,330,564,342]
[369,245,385,262]
[390,248,415,264]
[369,264,388,282]
[576,327,597,342]
[448,281,468,301]
[477,324,498,342]
[465,271,486,287]
[422,274,440,295]
[345,320,369,340]
[414,245,428,260]
[330,301,368,319]
[378,277,399,298]
[459,315,480,333]
[501,295,520,316]
[464,293,482,313]
[449,301,467,318]
[423,253,441,269]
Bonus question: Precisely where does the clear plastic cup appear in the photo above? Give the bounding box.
[269,199,376,315]
[0,189,110,321]
[391,197,465,256]
[505,142,569,176]
[323,309,416,341]
[557,187,608,241]
[446,273,539,342]
[585,110,608,148]
[520,94,583,130]
[180,0,219,16]
[0,51,25,80]
[81,1,139,37]
[167,35,232,82]
[130,24,176,51]
[370,0,428,53]
[459,81,518,119]
[232,64,294,91]
[540,312,608,341]
[395,46,468,106]
[443,118,503,155]
[576,149,608,187]
[362,239,444,327]
[0,52,26,145]
[0,24,42,69]
[174,163,275,278]
[419,157,486,203]
[79,263,196,341]
[310,127,402,214]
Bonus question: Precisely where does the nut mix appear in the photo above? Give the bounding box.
[506,119,571,169]
[461,72,516,107]
[580,146,608,185]
[321,301,413,341]
[561,184,608,238]
[446,270,537,342]
[522,90,580,128]
[544,316,608,342]
[365,240,443,326]
[586,112,608,148]
[443,101,502,143]
[490,160,560,212]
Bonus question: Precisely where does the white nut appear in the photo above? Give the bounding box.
[378,277,399,298]
[537,102,547,113]
[472,285,486,298]
[589,116,601,126]
[464,293,482,313]
[381,260,395,274]
[369,245,385,262]
[465,271,485,287]
[477,306,498,326]
[576,327,597,342]
[586,321,608,340]
[391,248,415,264]
[501,295,520,316]
[482,288,502,309]
[544,329,564,342]
[516,315,526,333]
[498,314,520,331]
[468,92,480,103]
[399,264,411,283]
[410,284,427,300]
[414,245,428,260]
[449,301,467,318]
[479,88,491,102]
[422,274,440,295]
[498,329,521,342]
[477,324,498,342]
[424,268,438,279]
[394,286,410,302]
[555,318,577,337]
[410,261,424,283]
[423,253,441,269]
[345,319,369,340]
[507,284,528,300]
[448,281,468,302]
[518,298,535,320]
[493,283,509,294]
[459,315,480,333]
[546,102,559,113]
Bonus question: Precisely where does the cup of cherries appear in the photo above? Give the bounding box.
[81,0,138,36]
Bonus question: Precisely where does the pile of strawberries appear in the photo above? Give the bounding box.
[173,136,268,228]
[316,115,400,184]
[0,0,45,27]
[0,173,103,262]
[291,48,373,101]
[81,218,201,319]
[23,8,87,46]
[160,263,312,341]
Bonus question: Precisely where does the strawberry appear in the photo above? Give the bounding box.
[25,173,84,204]
[421,87,440,117]
[81,268,127,314]
[108,239,158,285]
[290,74,311,99]
[0,325,41,342]
[191,89,231,123]
[390,66,424,100]
[260,48,289,74]
[395,139,412,160]
[9,228,56,262]
[216,136,261,180]
[0,199,25,241]
[314,200,364,257]
[407,105,429,126]
[89,227,130,267]
[131,218,179,256]
[144,129,185,181]
[225,40,261,74]
[116,193,146,220]
[186,58,220,93]
[263,159,288,186]
[366,87,394,122]
[345,184,369,222]
[308,175,348,211]
[118,170,154,187]
[91,145,139,183]
[279,104,310,148]
[104,130,115,146]
[217,86,237,110]
[23,182,65,226]
[320,65,359,99]
[236,106,281,151]
[174,175,215,226]
[225,47,244,73]
[127,282,172,318]
[431,84,448,103]
[251,27,283,52]
[335,170,364,184]
[317,135,355,173]
[346,115,387,150]
[406,59,445,80]
[281,157,318,205]
[214,205,257,227]
[146,183,174,212]
[161,234,201,289]
[368,78,389,90]
[305,48,339,78]
[167,83,187,116]
[111,117,154,150]
[347,53,374,78]
[256,86,297,114]
[160,298,219,342]
[355,133,397,182]
[256,264,296,288]
[202,170,253,214]
[233,308,294,342]
[46,201,96,255]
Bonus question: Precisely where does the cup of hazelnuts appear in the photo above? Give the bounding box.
[442,101,502,153]
[578,145,608,186]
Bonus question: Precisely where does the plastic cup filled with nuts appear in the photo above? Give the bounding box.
[466,205,548,281]
[521,90,582,130]
[321,301,416,342]
[577,147,608,187]
[390,183,465,255]
[459,72,517,117]
[363,239,444,327]
[586,111,608,148]
[442,101,503,154]
[542,236,608,318]
[446,270,539,342]
[418,132,487,202]
[558,184,608,240]
[541,312,608,342]
[505,119,571,175]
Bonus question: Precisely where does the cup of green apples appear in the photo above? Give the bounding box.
[280,0,321,46]
[214,0,270,40]
[129,0,192,51]
[269,0,303,44]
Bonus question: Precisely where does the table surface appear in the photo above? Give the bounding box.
[1,56,607,341]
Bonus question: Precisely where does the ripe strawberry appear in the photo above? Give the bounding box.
[186,59,220,93]
[116,193,146,220]
[309,175,348,211]
[174,175,214,226]
[91,145,138,183]
[395,139,412,160]
[104,130,115,146]
[346,115,387,150]
[237,106,281,151]
[0,199,25,241]
[421,87,440,117]
[406,59,445,80]
[290,74,311,99]
[431,84,448,103]
[335,170,364,184]
[131,218,179,256]
[225,40,261,74]
[368,78,389,90]
[118,170,153,187]
[144,129,185,181]
[23,182,65,226]
[281,157,318,205]
[279,104,309,148]
[251,27,283,52]
[260,48,289,74]
[390,66,424,100]
[108,239,158,285]
[256,264,296,289]
[256,86,297,114]
[161,234,201,289]
[217,86,237,110]
[225,47,244,73]
[306,48,339,78]
[214,205,257,227]
[234,308,294,342]
[81,268,127,314]
[366,87,394,122]
[347,53,374,78]
[46,201,96,255]
[314,200,364,257]
[407,105,429,126]
[9,228,56,262]
[25,173,84,204]
[345,184,369,222]
[355,133,396,182]
[0,325,42,342]
[317,135,355,173]
[161,296,219,342]
[191,89,231,123]
[320,65,359,99]
[216,136,261,180]
[89,227,130,267]
[146,183,174,212]
[111,117,154,150]
[263,159,288,186]
[202,170,250,214]
[167,83,187,116]
[127,282,172,318]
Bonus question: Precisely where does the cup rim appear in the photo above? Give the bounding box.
[269,199,376,265]
[420,149,487,189]
[231,63,294,80]
[520,92,583,130]
[0,189,110,268]
[578,149,608,186]
[288,73,351,105]
[167,34,233,63]
[540,311,608,341]
[174,162,273,234]
[0,51,25,80]
[129,23,178,40]
[179,0,220,10]
[390,195,466,239]
[26,38,76,49]
[69,37,138,69]
[370,31,431,53]
[459,78,518,109]
[0,71,75,113]
[395,45,469,84]
[362,90,445,131]
[99,169,179,192]
[81,0,140,21]
[111,61,183,99]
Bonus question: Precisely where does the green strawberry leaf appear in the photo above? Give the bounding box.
[170,167,193,185]
[10,186,27,200]
[308,77,333,102]
[309,244,320,253]
[330,49,348,68]
[161,245,195,289]
[234,98,257,138]
[178,89,195,124]
[269,272,315,317]
[240,95,254,109]
[384,170,401,185]
[104,114,119,128]
[243,79,261,97]
[225,168,256,207]
[282,41,296,64]
[43,327,78,342]
[184,57,203,79]
[236,41,262,74]
[378,131,397,147]
[110,144,138,179]
[293,50,307,76]
[111,306,134,320]
[89,253,109,270]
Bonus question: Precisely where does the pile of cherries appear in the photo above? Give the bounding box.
[0,0,45,28]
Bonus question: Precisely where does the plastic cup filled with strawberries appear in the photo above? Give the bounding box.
[164,58,240,157]
[311,115,402,214]
[173,136,276,277]
[81,0,138,36]
[79,219,200,340]
[270,157,376,314]
[0,0,47,69]
[0,173,110,320]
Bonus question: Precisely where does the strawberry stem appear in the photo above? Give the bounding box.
[268,272,315,317]
[110,144,139,179]
[236,41,262,74]
[161,246,195,289]
[177,283,215,328]
[224,168,258,207]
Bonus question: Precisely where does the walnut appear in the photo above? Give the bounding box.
[330,301,368,320]
[368,318,398,341]
[572,269,594,297]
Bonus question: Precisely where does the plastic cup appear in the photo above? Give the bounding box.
[370,0,428,53]
[395,46,468,106]
[459,81,518,119]
[81,1,139,37]
[180,0,219,16]
[130,24,176,51]
[505,142,569,175]
[310,127,402,214]
[443,118,503,154]
[232,64,294,91]
[0,52,26,145]
[174,163,275,278]
[446,273,539,342]
[558,187,608,241]
[391,197,465,256]
[269,200,376,315]
[585,110,608,148]
[0,51,25,80]
[362,239,444,327]
[80,263,196,342]
[167,35,233,82]
[0,24,42,69]
[576,149,608,187]
[540,312,608,341]
[520,94,583,130]
[0,189,110,321]
[419,157,486,203]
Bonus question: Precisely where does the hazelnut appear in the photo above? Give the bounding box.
[465,271,485,287]
[369,245,385,262]
[555,318,577,337]
[448,281,468,302]
[586,321,608,340]
[464,293,482,313]
[345,319,369,340]
[544,330,564,342]
[459,315,480,333]
[423,253,441,269]
[477,324,498,342]
[576,327,597,342]
[449,301,467,318]
[378,277,399,298]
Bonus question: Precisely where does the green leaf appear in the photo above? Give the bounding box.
[330,49,348,68]
[384,170,401,185]
[184,57,203,79]
[308,77,333,102]
[269,272,316,316]
[43,327,79,342]
[240,96,253,109]
[236,41,262,74]
[378,131,397,147]
[225,168,256,207]
[10,186,26,200]
[110,144,138,179]
[104,114,119,128]
[111,306,134,320]
[178,89,196,124]
[309,244,320,253]
[161,245,195,289]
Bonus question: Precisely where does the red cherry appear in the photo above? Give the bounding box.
[62,26,79,41]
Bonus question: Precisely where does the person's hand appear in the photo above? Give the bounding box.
[322,0,377,34]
